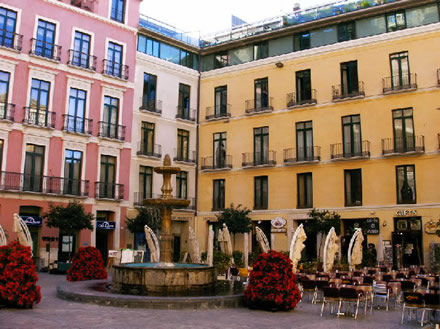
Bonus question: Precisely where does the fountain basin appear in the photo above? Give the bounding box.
[112,263,216,296]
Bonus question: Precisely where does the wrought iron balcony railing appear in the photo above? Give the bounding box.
[382,136,425,155]
[98,121,125,141]
[139,98,162,114]
[205,104,231,120]
[383,73,417,93]
[330,141,370,159]
[245,97,273,114]
[176,106,196,122]
[23,107,56,128]
[286,90,317,107]
[201,155,232,170]
[95,181,124,200]
[283,146,321,163]
[133,191,153,207]
[137,142,162,158]
[67,49,97,71]
[242,151,276,167]
[29,38,61,61]
[332,81,365,100]
[173,150,196,164]
[102,59,128,80]
[62,114,93,135]
[0,172,89,196]
[0,30,22,51]
[0,103,15,122]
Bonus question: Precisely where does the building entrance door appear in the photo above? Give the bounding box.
[393,217,423,269]
[96,229,109,264]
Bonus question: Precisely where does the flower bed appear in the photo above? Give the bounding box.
[67,247,107,282]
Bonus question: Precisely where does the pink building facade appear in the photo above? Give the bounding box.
[0,0,141,268]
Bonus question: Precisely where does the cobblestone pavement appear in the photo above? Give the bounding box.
[0,273,433,329]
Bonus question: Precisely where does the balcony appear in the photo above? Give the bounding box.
[174,150,196,164]
[62,115,93,135]
[23,107,56,128]
[330,141,370,160]
[98,121,126,141]
[0,103,15,122]
[95,182,124,200]
[383,73,417,94]
[0,30,23,52]
[286,90,317,108]
[242,151,276,168]
[332,82,365,101]
[205,105,231,120]
[283,147,320,164]
[137,143,162,159]
[139,98,162,115]
[102,59,128,80]
[382,136,425,156]
[201,155,232,171]
[245,97,273,115]
[67,49,97,71]
[29,38,61,62]
[0,172,89,197]
[133,191,152,207]
[176,106,196,122]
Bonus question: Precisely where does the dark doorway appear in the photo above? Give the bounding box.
[173,235,181,262]
[393,217,423,269]
[58,233,76,262]
[297,220,317,261]
[96,229,108,264]
[134,232,150,262]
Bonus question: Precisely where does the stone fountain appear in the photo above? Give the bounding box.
[112,155,216,296]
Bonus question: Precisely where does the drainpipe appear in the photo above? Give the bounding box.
[195,54,201,219]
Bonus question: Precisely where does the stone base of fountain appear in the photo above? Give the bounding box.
[112,263,216,296]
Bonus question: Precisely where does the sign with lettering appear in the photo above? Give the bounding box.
[365,217,380,235]
[22,216,43,226]
[96,221,116,230]
[271,217,287,229]
[396,210,418,217]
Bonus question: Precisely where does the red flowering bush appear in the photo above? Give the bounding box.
[0,241,41,308]
[67,247,107,281]
[245,250,302,311]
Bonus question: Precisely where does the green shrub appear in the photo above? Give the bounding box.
[232,250,244,267]
[213,250,231,274]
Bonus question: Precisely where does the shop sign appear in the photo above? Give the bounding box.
[271,217,287,229]
[365,217,380,235]
[22,216,43,226]
[424,221,438,234]
[396,209,418,217]
[96,221,116,230]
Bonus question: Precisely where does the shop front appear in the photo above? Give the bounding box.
[392,216,423,269]
[96,211,115,264]
[19,206,43,268]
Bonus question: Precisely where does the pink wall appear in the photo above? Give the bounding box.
[48,137,63,177]
[6,130,23,172]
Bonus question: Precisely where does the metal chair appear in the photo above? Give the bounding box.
[422,293,440,326]
[401,292,425,326]
[320,287,340,317]
[301,280,317,303]
[339,287,367,319]
[373,281,390,311]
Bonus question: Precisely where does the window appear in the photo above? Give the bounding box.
[254,77,269,110]
[72,31,91,69]
[177,83,191,118]
[393,108,415,152]
[176,171,187,199]
[99,155,116,198]
[338,21,356,42]
[345,169,362,206]
[296,121,314,161]
[297,173,313,209]
[23,144,45,192]
[142,73,157,111]
[295,69,312,104]
[0,70,10,120]
[177,129,189,160]
[139,165,152,199]
[213,132,227,168]
[140,122,155,156]
[67,88,87,133]
[0,7,17,49]
[28,78,50,126]
[340,61,359,97]
[35,20,56,59]
[64,150,82,195]
[342,114,362,156]
[253,41,268,60]
[214,86,227,117]
[0,139,3,170]
[138,35,160,57]
[254,176,268,210]
[390,51,411,88]
[111,0,125,22]
[386,11,406,32]
[102,96,119,139]
[214,51,229,69]
[294,32,310,51]
[254,126,269,165]
[213,179,225,211]
[106,42,123,78]
[396,165,416,204]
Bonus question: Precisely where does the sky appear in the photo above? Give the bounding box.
[140,0,329,37]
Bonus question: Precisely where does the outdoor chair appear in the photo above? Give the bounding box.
[314,280,329,304]
[401,292,425,326]
[363,276,374,284]
[339,287,367,319]
[422,293,440,325]
[301,280,317,303]
[320,287,340,317]
[373,281,390,311]
[401,280,416,292]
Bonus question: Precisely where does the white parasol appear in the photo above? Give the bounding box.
[255,226,270,253]
[13,214,32,251]
[0,224,6,247]
[207,225,214,266]
[289,224,307,272]
[348,228,364,271]
[222,223,233,257]
[323,227,339,273]
[144,225,160,262]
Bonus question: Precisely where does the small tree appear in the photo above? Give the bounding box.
[217,204,252,252]
[126,207,162,234]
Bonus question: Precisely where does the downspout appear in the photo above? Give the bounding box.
[195,53,201,218]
